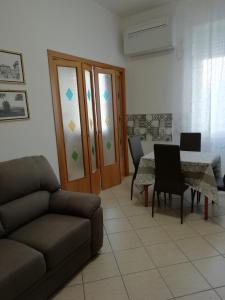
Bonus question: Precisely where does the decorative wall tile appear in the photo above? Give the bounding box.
[127,113,172,142]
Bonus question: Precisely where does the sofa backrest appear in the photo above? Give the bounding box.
[0,156,60,234]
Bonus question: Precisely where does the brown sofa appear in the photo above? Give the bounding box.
[0,156,103,300]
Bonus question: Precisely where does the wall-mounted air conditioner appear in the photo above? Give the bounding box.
[123,16,174,56]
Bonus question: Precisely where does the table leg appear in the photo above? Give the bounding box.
[204,196,208,220]
[144,185,148,207]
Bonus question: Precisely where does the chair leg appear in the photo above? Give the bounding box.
[131,175,135,200]
[181,195,184,224]
[191,192,194,213]
[164,193,167,207]
[169,193,172,207]
[197,191,201,204]
[157,192,160,208]
[191,188,196,203]
[152,189,155,218]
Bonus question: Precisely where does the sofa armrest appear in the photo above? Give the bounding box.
[50,190,101,219]
[50,190,103,255]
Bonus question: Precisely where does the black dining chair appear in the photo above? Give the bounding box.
[180,132,201,152]
[180,132,201,204]
[152,144,189,224]
[128,136,144,200]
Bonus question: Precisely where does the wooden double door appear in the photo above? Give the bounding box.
[48,51,127,194]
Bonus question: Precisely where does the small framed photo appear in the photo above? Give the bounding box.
[0,50,25,84]
[0,90,29,121]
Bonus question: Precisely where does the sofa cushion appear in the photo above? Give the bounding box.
[0,239,46,300]
[0,191,50,234]
[9,214,91,270]
[0,156,60,205]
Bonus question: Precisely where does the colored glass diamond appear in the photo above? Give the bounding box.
[105,116,111,127]
[87,90,91,101]
[72,150,78,161]
[68,120,76,132]
[106,141,111,150]
[92,144,95,155]
[66,88,73,101]
[103,90,110,101]
[90,119,93,130]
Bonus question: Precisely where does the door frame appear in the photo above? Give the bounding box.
[48,49,129,189]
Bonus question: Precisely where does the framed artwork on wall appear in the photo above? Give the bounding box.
[0,90,29,121]
[0,50,25,84]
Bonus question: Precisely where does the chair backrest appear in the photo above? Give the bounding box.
[154,144,184,194]
[128,136,144,170]
[180,132,201,152]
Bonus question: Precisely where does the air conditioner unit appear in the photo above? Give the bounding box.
[123,16,174,56]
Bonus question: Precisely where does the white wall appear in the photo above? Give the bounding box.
[0,0,124,175]
[122,2,182,162]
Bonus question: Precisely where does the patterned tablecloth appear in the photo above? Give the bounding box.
[135,151,221,203]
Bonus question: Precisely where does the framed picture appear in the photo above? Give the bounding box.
[0,90,29,121]
[0,50,25,84]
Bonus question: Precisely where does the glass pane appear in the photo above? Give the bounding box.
[98,73,116,166]
[84,70,97,172]
[57,66,84,181]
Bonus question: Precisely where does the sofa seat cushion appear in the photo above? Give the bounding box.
[9,213,91,270]
[0,239,46,300]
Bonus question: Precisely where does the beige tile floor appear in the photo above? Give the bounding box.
[52,177,225,300]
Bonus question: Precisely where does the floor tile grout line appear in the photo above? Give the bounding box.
[214,288,224,300]
[172,288,223,299]
[81,272,86,300]
[114,189,176,299]
[166,223,225,297]
[83,274,124,285]
[121,182,225,298]
[106,185,225,253]
[54,180,224,299]
[151,197,225,297]
[128,216,177,298]
[200,231,225,257]
[115,183,225,298]
[104,220,132,300]
[97,181,225,299]
[102,184,134,299]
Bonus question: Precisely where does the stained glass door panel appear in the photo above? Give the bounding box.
[95,68,121,189]
[51,59,90,192]
[57,66,84,181]
[98,73,116,166]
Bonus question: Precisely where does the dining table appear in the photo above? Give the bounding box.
[135,150,221,220]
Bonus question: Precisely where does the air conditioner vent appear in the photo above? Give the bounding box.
[124,16,174,56]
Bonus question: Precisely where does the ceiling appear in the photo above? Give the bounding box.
[93,0,172,16]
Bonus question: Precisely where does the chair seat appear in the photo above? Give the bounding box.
[9,214,91,270]
[155,182,188,195]
[0,239,46,300]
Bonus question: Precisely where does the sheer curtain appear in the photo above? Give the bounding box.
[176,0,225,170]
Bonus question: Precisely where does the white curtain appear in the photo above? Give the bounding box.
[176,0,225,170]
